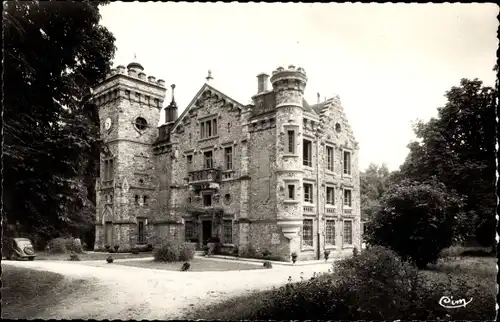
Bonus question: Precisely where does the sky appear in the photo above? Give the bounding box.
[99,3,498,172]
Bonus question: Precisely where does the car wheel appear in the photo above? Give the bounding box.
[28,257,35,261]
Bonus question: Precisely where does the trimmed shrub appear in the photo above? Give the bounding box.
[131,248,140,255]
[179,243,195,261]
[181,262,191,271]
[154,242,181,262]
[263,261,272,269]
[113,245,119,252]
[104,245,111,250]
[106,256,113,263]
[69,253,80,261]
[47,237,77,254]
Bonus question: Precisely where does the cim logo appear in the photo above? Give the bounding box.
[438,296,473,309]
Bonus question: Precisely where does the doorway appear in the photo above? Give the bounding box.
[202,220,212,245]
[104,221,113,246]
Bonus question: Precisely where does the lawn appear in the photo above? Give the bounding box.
[185,256,497,320]
[1,265,95,319]
[114,257,264,271]
[35,251,154,261]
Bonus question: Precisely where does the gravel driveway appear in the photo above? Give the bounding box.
[2,257,332,320]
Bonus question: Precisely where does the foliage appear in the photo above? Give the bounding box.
[69,253,80,261]
[396,78,496,247]
[263,261,273,269]
[3,1,116,247]
[131,248,140,255]
[154,241,194,262]
[181,262,191,271]
[106,256,113,263]
[179,243,195,261]
[360,163,392,221]
[104,245,111,250]
[189,247,495,320]
[47,237,77,254]
[113,245,119,251]
[365,179,466,268]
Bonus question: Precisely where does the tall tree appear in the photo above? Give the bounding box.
[360,163,392,221]
[3,0,115,246]
[397,77,497,247]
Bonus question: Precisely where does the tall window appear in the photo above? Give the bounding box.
[326,146,334,171]
[287,130,295,154]
[343,151,351,175]
[343,220,353,245]
[223,220,233,244]
[185,221,194,241]
[326,187,335,205]
[203,151,213,169]
[103,159,114,180]
[135,195,140,205]
[212,119,218,136]
[326,220,336,245]
[138,220,146,244]
[302,219,313,246]
[186,155,193,172]
[344,189,352,207]
[200,118,218,139]
[143,195,148,205]
[303,139,312,166]
[303,183,313,203]
[287,185,295,200]
[224,147,233,170]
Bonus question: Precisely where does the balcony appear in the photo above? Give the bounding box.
[184,204,224,215]
[188,168,222,184]
[303,205,315,213]
[325,206,336,214]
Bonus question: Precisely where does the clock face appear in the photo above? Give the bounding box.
[104,118,112,130]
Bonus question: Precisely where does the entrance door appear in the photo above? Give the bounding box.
[104,222,113,246]
[202,220,212,245]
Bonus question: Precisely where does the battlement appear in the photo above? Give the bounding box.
[104,62,166,88]
[270,64,308,94]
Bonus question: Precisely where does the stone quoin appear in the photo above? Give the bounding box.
[93,60,361,261]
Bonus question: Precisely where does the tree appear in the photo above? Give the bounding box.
[397,78,496,247]
[360,163,392,221]
[365,179,466,269]
[3,1,115,247]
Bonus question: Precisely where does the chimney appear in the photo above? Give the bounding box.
[257,73,269,93]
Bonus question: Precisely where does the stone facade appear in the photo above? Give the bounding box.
[94,61,361,261]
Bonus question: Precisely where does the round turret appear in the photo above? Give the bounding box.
[127,61,144,72]
[270,64,307,94]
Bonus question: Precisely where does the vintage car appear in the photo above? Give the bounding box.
[2,237,36,260]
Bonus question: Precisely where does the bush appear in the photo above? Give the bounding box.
[104,245,111,250]
[365,179,466,268]
[154,241,195,262]
[69,253,80,261]
[241,245,257,258]
[106,256,113,263]
[131,248,140,255]
[108,249,116,254]
[113,245,119,251]
[179,243,195,261]
[47,237,76,254]
[146,244,154,251]
[232,246,239,256]
[263,261,272,269]
[181,262,191,271]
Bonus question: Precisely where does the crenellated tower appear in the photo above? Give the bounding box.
[93,59,167,250]
[271,65,308,252]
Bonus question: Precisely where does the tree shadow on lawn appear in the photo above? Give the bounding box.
[1,265,98,319]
